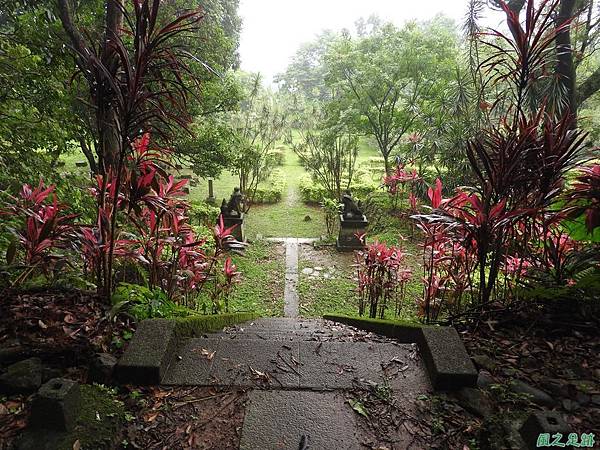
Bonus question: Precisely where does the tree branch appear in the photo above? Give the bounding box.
[56,0,88,68]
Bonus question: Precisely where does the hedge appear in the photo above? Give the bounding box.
[298,174,381,204]
[252,168,286,204]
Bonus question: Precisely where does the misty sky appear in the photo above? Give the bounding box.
[238,0,505,84]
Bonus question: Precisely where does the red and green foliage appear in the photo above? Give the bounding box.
[411,0,593,322]
[2,133,241,314]
[1,180,78,285]
[354,237,412,319]
[57,0,205,298]
[566,164,600,233]
[382,161,421,211]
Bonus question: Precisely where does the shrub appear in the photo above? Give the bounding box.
[111,282,191,320]
[252,169,286,204]
[320,198,341,236]
[299,174,380,204]
[189,201,220,227]
[270,147,286,166]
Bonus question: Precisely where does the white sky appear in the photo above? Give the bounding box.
[238,0,505,84]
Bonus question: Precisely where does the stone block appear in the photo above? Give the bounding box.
[519,411,571,450]
[223,214,244,242]
[0,357,42,394]
[240,390,361,450]
[418,326,477,390]
[336,214,367,251]
[323,314,422,343]
[115,319,178,384]
[88,353,117,384]
[30,378,80,432]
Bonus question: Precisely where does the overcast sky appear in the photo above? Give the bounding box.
[238,0,505,84]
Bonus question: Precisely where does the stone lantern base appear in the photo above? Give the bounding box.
[336,214,367,251]
[223,213,245,243]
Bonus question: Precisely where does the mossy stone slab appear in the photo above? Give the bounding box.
[17,384,124,450]
[323,315,423,343]
[417,326,477,390]
[115,319,178,385]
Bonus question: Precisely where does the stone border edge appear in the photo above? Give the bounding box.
[323,314,477,391]
[116,312,260,385]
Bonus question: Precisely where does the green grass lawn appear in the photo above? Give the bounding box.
[227,240,285,316]
[187,143,328,239]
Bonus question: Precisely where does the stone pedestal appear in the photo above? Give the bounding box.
[223,214,245,243]
[336,214,367,251]
[206,179,216,204]
[30,378,80,432]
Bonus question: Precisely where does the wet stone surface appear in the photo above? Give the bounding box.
[159,318,433,449]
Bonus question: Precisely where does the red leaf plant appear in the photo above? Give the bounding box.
[382,161,422,212]
[565,164,600,233]
[1,180,78,285]
[354,236,412,319]
[411,0,588,322]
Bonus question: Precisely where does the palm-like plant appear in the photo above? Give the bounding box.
[413,0,589,319]
[58,0,205,298]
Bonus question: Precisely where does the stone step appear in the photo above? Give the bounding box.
[162,338,430,393]
[240,390,361,450]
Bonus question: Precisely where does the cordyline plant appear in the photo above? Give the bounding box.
[412,0,589,322]
[77,133,242,312]
[354,235,412,319]
[565,164,600,233]
[1,180,78,286]
[57,0,204,298]
[382,160,421,212]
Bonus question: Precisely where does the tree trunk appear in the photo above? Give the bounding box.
[382,152,391,176]
[79,137,98,175]
[555,0,577,122]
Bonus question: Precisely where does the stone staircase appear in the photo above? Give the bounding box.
[160,318,431,449]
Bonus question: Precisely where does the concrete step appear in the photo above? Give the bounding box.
[240,390,361,450]
[162,337,430,393]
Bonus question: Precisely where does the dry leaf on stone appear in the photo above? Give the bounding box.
[193,348,215,360]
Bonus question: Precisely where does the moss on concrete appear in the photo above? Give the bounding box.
[173,312,260,338]
[323,314,426,342]
[17,384,125,450]
[116,313,259,384]
[116,319,178,385]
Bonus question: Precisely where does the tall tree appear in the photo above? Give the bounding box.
[324,17,459,174]
[230,73,287,209]
[274,30,337,102]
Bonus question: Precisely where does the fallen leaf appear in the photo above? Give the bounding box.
[38,320,48,329]
[144,411,159,422]
[64,314,76,324]
[348,399,368,418]
[72,440,81,450]
[200,348,215,360]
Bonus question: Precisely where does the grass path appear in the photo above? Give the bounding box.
[244,146,326,239]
